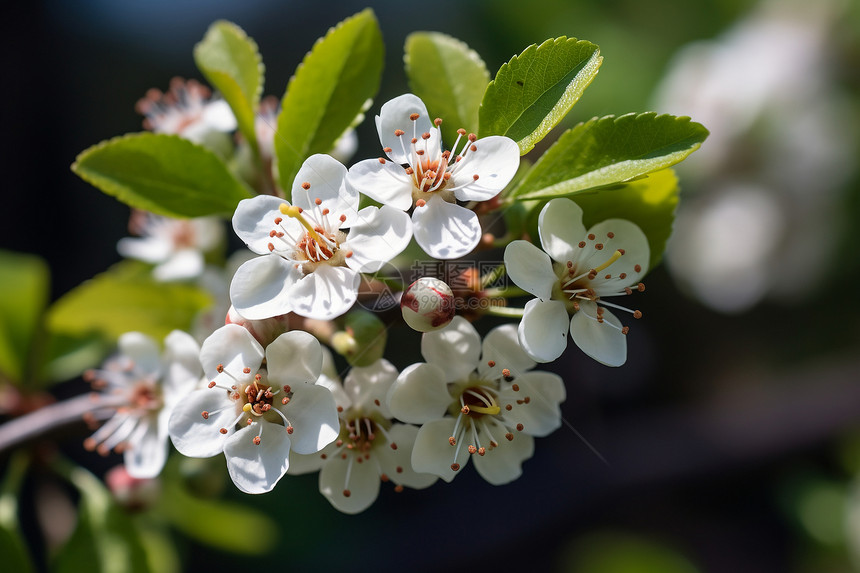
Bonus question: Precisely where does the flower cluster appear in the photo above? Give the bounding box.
[76,88,660,513]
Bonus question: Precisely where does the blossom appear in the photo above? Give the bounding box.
[167,324,339,494]
[348,94,520,259]
[117,211,223,281]
[291,358,437,514]
[387,317,565,484]
[504,198,649,366]
[230,154,412,321]
[83,330,201,479]
[136,77,237,144]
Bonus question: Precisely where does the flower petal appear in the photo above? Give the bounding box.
[411,418,471,483]
[374,424,437,489]
[387,363,452,423]
[223,421,291,494]
[162,330,202,398]
[420,316,481,382]
[451,136,520,202]
[280,383,339,455]
[498,371,566,437]
[201,99,238,131]
[288,264,359,320]
[503,240,557,301]
[319,449,381,514]
[291,154,359,223]
[288,443,333,476]
[232,195,301,255]
[168,389,235,458]
[412,196,481,260]
[118,332,161,377]
[376,94,432,164]
[123,418,167,478]
[117,236,172,264]
[199,324,264,383]
[569,301,627,367]
[153,249,204,281]
[477,323,536,379]
[344,359,398,418]
[229,255,302,320]
[266,330,323,387]
[518,298,569,363]
[347,158,414,211]
[343,205,412,273]
[472,432,534,485]
[538,198,587,264]
[582,219,650,289]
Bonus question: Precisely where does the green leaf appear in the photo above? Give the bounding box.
[511,112,708,200]
[275,9,384,193]
[41,332,109,384]
[479,37,602,154]
[160,480,278,555]
[0,251,49,384]
[46,261,212,342]
[0,453,33,573]
[569,169,679,270]
[72,133,252,218]
[194,20,264,149]
[405,32,489,145]
[53,464,150,573]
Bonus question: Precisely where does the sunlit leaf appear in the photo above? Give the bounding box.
[405,32,489,145]
[479,37,602,154]
[194,20,264,149]
[511,113,708,200]
[72,133,252,218]
[275,9,384,193]
[46,261,212,341]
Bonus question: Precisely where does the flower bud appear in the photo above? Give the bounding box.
[332,310,387,367]
[401,277,455,332]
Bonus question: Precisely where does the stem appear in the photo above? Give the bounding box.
[481,306,526,318]
[0,394,113,453]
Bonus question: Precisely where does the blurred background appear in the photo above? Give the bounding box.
[2,0,860,571]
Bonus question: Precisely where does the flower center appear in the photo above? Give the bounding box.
[329,413,399,499]
[263,193,352,271]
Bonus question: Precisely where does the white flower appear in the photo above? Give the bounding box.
[117,212,223,281]
[167,324,339,494]
[291,358,437,514]
[230,154,412,321]
[504,198,649,366]
[387,317,565,484]
[348,94,520,259]
[84,331,201,479]
[136,77,237,144]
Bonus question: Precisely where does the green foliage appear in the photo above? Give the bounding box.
[0,251,48,384]
[511,112,708,200]
[46,261,212,342]
[333,309,388,367]
[405,32,489,145]
[561,531,700,573]
[479,37,602,155]
[53,465,150,573]
[194,21,264,150]
[72,133,252,218]
[570,169,680,270]
[275,9,384,195]
[159,479,277,555]
[41,332,109,384]
[0,453,33,573]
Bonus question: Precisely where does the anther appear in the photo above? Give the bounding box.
[473,174,479,181]
[470,145,477,152]
[487,360,496,367]
[390,442,398,450]
[268,243,275,252]
[502,368,511,378]
[468,445,477,454]
[588,234,596,241]
[216,364,224,373]
[505,404,513,411]
[578,241,586,248]
[383,147,392,153]
[283,385,291,393]
[633,310,643,319]
[409,113,420,121]
[394,485,404,493]
[411,137,418,144]
[461,405,470,415]
[219,428,228,434]
[394,129,405,136]
[374,399,381,406]
[607,232,615,238]
[619,273,627,279]
[451,463,460,471]
[637,283,646,292]
[201,411,209,419]
[274,217,282,224]
[516,423,524,431]
[243,367,251,374]
[511,383,520,392]
[345,251,353,258]
[434,117,442,126]
[281,397,290,405]
[478,447,486,456]
[422,132,431,140]
[468,133,477,142]
[253,436,261,445]
[595,243,604,250]
[337,406,343,413]
[339,214,347,223]
[634,264,642,272]
[286,426,294,434]
[301,182,311,190]
[505,432,514,441]
[378,157,386,164]
[449,436,456,446]
[621,326,630,335]
[343,489,351,497]
[457,128,466,135]
[416,199,426,207]
[208,381,216,388]
[380,473,389,482]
